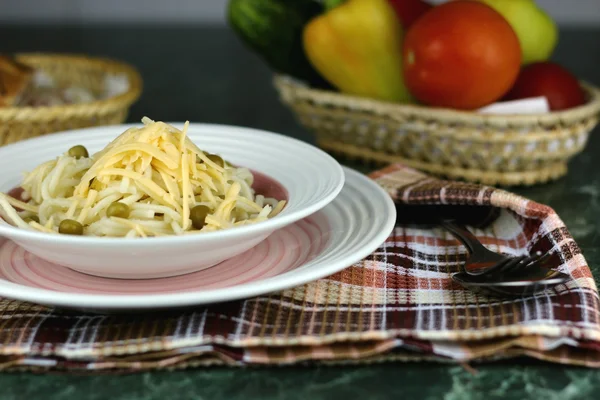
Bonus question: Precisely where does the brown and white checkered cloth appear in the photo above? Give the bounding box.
[0,164,598,372]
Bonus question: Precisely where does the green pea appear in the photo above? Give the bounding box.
[59,219,84,235]
[106,202,130,218]
[190,205,210,230]
[68,145,89,159]
[207,154,224,168]
[24,215,39,224]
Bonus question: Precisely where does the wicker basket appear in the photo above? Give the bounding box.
[0,53,142,146]
[274,74,600,186]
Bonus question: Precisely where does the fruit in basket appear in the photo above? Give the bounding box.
[504,62,586,110]
[302,0,413,103]
[402,0,521,110]
[476,0,558,65]
[227,0,331,88]
[388,0,433,28]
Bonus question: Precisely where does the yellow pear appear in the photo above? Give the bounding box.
[477,0,558,64]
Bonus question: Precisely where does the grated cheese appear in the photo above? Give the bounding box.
[0,118,286,237]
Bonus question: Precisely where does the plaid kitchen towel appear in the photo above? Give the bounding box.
[0,163,599,372]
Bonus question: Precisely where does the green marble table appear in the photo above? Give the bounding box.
[0,25,598,399]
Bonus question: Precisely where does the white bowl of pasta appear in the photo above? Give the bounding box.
[0,118,345,279]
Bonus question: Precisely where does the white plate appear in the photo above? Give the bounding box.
[0,123,344,278]
[0,167,396,311]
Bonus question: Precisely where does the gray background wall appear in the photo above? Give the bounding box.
[0,0,599,25]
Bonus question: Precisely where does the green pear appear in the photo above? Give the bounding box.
[478,0,558,64]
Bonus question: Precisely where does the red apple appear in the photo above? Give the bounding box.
[388,0,433,28]
[504,62,586,111]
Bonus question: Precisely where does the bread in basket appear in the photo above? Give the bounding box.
[0,53,142,146]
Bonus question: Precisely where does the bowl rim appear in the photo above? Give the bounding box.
[0,122,345,246]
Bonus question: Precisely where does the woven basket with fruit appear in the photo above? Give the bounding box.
[228,0,600,186]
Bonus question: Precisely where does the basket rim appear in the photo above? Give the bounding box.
[273,73,600,125]
[0,52,142,117]
[318,139,568,186]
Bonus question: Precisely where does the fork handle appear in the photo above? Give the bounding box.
[440,220,489,256]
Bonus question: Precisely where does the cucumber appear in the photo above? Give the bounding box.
[227,0,330,88]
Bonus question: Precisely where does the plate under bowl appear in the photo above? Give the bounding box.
[0,167,395,311]
[0,123,345,279]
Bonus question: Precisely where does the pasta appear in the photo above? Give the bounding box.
[0,117,286,237]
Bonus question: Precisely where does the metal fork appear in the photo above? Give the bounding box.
[440,219,552,277]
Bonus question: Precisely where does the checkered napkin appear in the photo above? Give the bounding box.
[0,164,599,372]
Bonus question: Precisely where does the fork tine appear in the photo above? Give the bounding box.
[513,252,542,267]
[531,251,553,268]
[501,254,540,274]
[466,251,554,278]
[492,255,529,275]
[494,252,545,277]
[519,252,555,276]
[501,251,554,278]
[515,251,553,271]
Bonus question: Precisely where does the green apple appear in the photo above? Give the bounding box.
[477,0,558,64]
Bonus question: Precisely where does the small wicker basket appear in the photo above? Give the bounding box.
[0,53,142,146]
[274,74,600,186]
